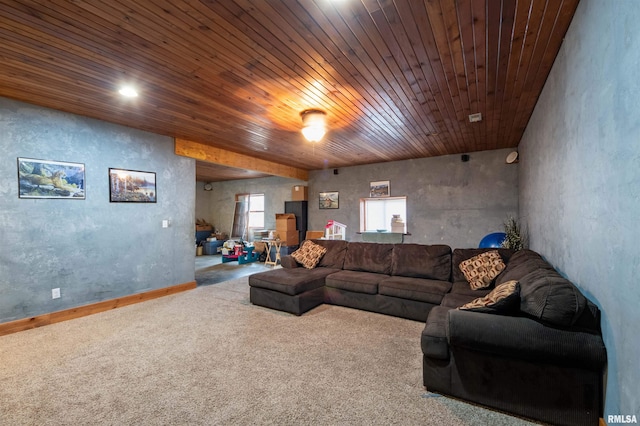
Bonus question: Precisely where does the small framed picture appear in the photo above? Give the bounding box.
[369,180,390,197]
[319,191,339,209]
[109,168,156,203]
[18,157,85,199]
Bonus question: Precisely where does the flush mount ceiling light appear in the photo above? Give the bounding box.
[300,109,327,142]
[118,85,139,98]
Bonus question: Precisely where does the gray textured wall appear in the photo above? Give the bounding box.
[196,177,307,237]
[0,98,195,322]
[309,149,518,249]
[196,150,517,248]
[518,0,639,416]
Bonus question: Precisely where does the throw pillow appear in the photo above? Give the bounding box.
[458,280,520,314]
[291,240,327,269]
[459,250,506,290]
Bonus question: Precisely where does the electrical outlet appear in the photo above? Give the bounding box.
[52,288,61,299]
[162,220,169,228]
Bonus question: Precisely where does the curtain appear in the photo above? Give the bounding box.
[231,195,249,240]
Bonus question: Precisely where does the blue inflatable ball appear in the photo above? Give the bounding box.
[479,232,507,248]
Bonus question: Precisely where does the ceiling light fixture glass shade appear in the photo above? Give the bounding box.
[118,85,139,98]
[300,109,327,142]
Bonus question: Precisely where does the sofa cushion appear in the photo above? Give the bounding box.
[573,300,602,333]
[391,244,451,281]
[343,242,394,275]
[421,306,451,360]
[451,248,514,283]
[501,248,546,265]
[310,239,348,269]
[458,280,520,314]
[459,250,506,290]
[447,309,607,369]
[495,249,555,285]
[379,276,452,304]
[325,270,388,295]
[519,269,587,327]
[291,240,327,269]
[280,255,300,269]
[440,292,478,309]
[248,267,340,296]
[449,281,493,297]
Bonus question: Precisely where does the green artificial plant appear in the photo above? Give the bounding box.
[502,216,527,251]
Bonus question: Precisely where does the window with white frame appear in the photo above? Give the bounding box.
[232,193,265,240]
[248,193,264,229]
[359,196,407,233]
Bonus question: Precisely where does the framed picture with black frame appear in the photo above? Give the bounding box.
[109,168,156,203]
[17,157,85,199]
[319,191,339,209]
[369,180,390,197]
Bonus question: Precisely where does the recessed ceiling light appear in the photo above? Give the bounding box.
[118,85,138,98]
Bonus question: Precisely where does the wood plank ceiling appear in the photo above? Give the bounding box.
[0,0,579,182]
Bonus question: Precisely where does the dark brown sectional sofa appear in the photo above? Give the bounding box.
[248,240,607,426]
[250,240,453,321]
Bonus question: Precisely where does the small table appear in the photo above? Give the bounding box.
[264,239,282,266]
[238,246,259,264]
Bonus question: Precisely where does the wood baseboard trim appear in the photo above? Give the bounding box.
[0,281,197,337]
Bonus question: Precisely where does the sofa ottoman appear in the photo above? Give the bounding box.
[249,267,340,315]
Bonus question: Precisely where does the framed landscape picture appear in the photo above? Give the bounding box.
[109,168,156,203]
[370,180,390,197]
[319,191,339,209]
[17,157,85,199]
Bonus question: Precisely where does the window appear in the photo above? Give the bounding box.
[248,193,264,229]
[232,193,264,240]
[359,196,407,233]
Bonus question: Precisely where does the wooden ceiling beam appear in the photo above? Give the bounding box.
[175,138,308,181]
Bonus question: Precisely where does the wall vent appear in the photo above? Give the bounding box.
[468,113,482,123]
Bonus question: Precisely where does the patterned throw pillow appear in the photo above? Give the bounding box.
[458,280,520,313]
[291,240,328,269]
[459,250,506,290]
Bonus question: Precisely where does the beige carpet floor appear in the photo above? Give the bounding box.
[0,277,539,425]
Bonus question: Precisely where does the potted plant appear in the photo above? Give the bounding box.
[502,216,527,251]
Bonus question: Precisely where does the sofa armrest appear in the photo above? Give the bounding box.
[447,309,606,370]
[281,255,299,269]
